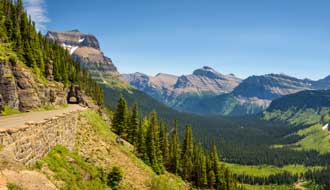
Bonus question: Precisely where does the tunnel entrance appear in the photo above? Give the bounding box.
[67,85,81,104]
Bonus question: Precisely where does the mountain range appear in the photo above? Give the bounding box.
[46,29,330,116]
[124,69,330,115]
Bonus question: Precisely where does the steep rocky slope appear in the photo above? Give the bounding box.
[46,30,118,76]
[0,61,67,112]
[123,66,242,106]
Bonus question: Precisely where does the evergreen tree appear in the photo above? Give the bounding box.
[146,112,163,174]
[193,144,208,187]
[208,170,216,188]
[181,125,194,180]
[136,118,148,162]
[160,122,170,168]
[170,120,181,174]
[128,103,139,144]
[113,95,129,137]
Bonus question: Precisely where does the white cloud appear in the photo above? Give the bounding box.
[24,0,50,33]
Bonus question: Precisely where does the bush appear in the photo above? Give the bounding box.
[6,183,23,190]
[107,166,123,190]
[150,176,182,190]
[0,105,20,116]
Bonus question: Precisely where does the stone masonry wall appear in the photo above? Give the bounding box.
[0,110,81,166]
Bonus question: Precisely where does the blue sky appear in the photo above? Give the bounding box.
[26,0,330,80]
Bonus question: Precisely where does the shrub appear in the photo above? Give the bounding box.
[6,183,23,190]
[0,105,20,116]
[150,176,182,190]
[107,166,123,190]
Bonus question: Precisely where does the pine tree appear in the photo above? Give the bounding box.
[146,112,163,173]
[170,120,181,174]
[210,142,224,190]
[128,103,139,145]
[136,118,148,162]
[160,122,170,168]
[208,170,216,188]
[113,95,129,137]
[193,144,208,187]
[181,125,194,180]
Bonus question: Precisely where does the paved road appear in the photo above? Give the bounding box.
[0,104,86,129]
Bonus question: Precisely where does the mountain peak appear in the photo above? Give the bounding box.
[69,29,80,33]
[202,66,216,71]
[46,29,118,73]
[193,66,217,75]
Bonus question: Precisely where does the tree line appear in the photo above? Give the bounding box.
[112,95,243,190]
[0,0,103,105]
[302,167,330,190]
[235,172,298,186]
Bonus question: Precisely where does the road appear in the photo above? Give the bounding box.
[0,104,86,129]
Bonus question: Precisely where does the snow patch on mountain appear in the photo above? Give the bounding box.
[61,43,79,55]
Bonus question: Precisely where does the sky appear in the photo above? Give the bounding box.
[25,0,330,80]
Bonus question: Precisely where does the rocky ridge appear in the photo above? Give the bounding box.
[123,66,242,104]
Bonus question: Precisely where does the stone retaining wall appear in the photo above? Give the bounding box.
[0,110,82,166]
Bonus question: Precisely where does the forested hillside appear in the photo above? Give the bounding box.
[0,0,103,110]
[110,95,242,190]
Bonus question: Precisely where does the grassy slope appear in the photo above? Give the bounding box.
[294,124,330,154]
[76,110,188,190]
[36,110,187,190]
[264,108,330,154]
[243,184,296,190]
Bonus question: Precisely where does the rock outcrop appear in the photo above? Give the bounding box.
[0,62,67,112]
[46,30,118,74]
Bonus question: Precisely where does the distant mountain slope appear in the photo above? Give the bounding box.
[233,74,312,100]
[263,89,330,154]
[267,89,330,112]
[312,75,330,90]
[175,74,313,115]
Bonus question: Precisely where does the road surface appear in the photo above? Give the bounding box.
[0,104,86,129]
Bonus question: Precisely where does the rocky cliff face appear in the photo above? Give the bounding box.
[0,62,67,112]
[46,30,118,74]
[123,66,242,105]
